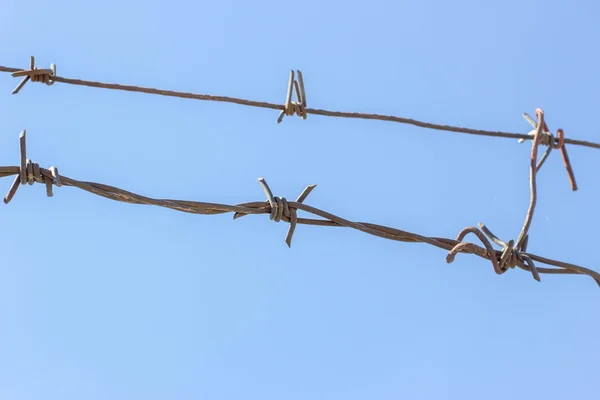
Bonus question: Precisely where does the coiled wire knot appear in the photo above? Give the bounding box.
[3,130,62,204]
[234,177,316,248]
[267,194,291,222]
[11,56,56,95]
[277,70,307,123]
[446,223,541,282]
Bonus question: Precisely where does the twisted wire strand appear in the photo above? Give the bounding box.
[1,59,600,150]
[2,130,599,287]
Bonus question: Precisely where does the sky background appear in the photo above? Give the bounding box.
[1,0,599,399]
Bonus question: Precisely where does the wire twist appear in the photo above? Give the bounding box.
[446,224,540,281]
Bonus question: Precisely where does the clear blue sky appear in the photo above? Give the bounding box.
[1,0,599,399]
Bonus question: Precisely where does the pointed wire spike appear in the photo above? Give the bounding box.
[296,184,317,203]
[296,70,306,107]
[523,112,537,128]
[45,178,54,197]
[293,80,302,116]
[257,177,279,220]
[283,183,317,248]
[277,110,285,123]
[518,112,538,143]
[4,175,21,204]
[257,177,275,204]
[526,257,541,282]
[12,76,30,95]
[19,130,27,185]
[284,70,294,117]
[293,80,301,101]
[285,216,297,248]
[277,71,293,123]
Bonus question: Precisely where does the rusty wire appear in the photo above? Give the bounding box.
[2,129,599,287]
[1,57,600,153]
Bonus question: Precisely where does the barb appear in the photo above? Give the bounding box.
[446,224,540,282]
[233,178,316,247]
[520,111,577,191]
[277,70,307,123]
[2,130,599,287]
[4,130,61,203]
[2,57,599,150]
[10,56,56,95]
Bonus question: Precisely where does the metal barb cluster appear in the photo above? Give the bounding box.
[11,56,56,95]
[233,178,316,247]
[519,110,577,191]
[446,224,540,282]
[3,130,61,204]
[277,70,307,123]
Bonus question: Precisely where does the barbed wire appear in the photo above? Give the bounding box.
[3,125,599,287]
[1,56,600,156]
